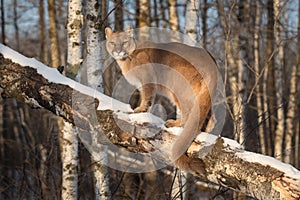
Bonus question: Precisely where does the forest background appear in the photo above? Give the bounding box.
[0,0,299,199]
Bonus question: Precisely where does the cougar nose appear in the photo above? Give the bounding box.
[115,47,122,54]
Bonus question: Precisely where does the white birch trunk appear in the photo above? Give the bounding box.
[273,0,285,161]
[66,0,83,79]
[84,0,110,198]
[184,0,199,45]
[61,0,83,199]
[84,0,103,92]
[60,121,78,200]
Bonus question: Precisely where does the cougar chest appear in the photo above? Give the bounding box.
[117,60,143,88]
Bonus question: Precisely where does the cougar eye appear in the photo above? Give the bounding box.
[109,42,115,46]
[123,41,128,45]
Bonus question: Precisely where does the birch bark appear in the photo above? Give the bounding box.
[84,0,110,198]
[66,0,83,79]
[85,0,103,92]
[60,121,78,200]
[61,0,83,198]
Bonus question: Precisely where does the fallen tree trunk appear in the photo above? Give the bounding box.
[0,44,299,199]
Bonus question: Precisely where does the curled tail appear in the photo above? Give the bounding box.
[171,90,211,172]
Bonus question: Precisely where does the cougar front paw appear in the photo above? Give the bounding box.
[134,106,148,113]
[165,119,181,128]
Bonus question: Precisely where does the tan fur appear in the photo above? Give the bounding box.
[105,27,217,171]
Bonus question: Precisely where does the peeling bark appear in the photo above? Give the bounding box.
[0,53,300,200]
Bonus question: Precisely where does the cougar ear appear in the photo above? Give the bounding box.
[105,27,113,38]
[125,26,134,38]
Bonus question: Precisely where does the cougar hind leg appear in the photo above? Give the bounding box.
[204,113,216,133]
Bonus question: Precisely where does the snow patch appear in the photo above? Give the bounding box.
[222,137,244,150]
[236,151,300,181]
[194,132,218,146]
[128,112,165,127]
[164,126,183,136]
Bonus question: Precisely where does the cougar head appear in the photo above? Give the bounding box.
[105,27,136,60]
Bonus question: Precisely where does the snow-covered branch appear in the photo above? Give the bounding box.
[0,44,300,200]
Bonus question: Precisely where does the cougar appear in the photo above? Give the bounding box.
[105,27,217,172]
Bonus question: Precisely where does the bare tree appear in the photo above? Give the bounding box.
[167,0,179,31]
[284,0,300,164]
[114,0,123,31]
[233,0,249,145]
[217,0,247,145]
[265,0,275,156]
[253,1,266,155]
[184,0,199,44]
[295,0,300,169]
[61,0,83,198]
[84,0,110,198]
[47,0,61,68]
[66,0,82,79]
[138,0,151,27]
[201,0,208,48]
[84,0,104,91]
[13,0,19,50]
[1,0,5,44]
[273,0,285,161]
[39,0,48,64]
